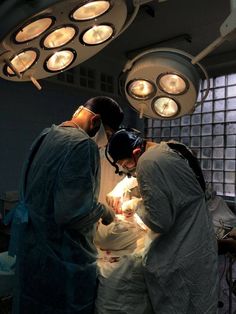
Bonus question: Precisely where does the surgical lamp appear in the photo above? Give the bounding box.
[122,0,236,119]
[0,0,152,89]
[122,48,209,119]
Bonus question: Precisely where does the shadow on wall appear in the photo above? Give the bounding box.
[0,77,141,192]
[0,78,89,192]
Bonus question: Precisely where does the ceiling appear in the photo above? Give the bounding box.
[100,0,236,77]
[0,0,234,83]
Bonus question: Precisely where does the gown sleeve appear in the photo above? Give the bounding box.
[136,156,175,234]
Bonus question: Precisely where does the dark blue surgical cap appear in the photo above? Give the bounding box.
[107,128,143,162]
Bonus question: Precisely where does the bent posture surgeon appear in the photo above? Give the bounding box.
[8,97,123,314]
[106,128,219,314]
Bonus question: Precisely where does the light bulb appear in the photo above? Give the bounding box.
[15,18,53,43]
[127,79,156,99]
[7,50,37,75]
[43,26,76,48]
[153,97,179,118]
[72,1,110,20]
[158,73,188,95]
[45,50,75,72]
[82,25,113,45]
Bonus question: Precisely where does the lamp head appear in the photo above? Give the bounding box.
[122,48,208,119]
[0,0,131,82]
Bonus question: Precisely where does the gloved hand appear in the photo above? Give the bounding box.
[106,194,122,214]
[101,204,115,225]
[121,197,141,218]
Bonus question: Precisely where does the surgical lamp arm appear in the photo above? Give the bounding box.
[192,4,236,64]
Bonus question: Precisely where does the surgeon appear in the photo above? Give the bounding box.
[106,128,219,314]
[7,96,124,314]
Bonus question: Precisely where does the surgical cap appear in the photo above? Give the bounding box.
[107,128,143,162]
[84,96,124,131]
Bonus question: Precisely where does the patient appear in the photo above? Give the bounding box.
[94,177,154,314]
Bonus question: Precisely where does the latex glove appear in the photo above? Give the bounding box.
[101,205,115,225]
[121,198,141,218]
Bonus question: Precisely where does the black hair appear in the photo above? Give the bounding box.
[84,96,124,131]
[105,128,145,176]
[107,128,143,161]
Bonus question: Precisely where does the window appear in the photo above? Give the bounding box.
[145,74,236,198]
[57,69,74,84]
[100,72,114,94]
[78,66,96,89]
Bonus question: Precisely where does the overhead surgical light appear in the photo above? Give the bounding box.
[122,48,209,119]
[0,0,150,89]
[121,0,236,119]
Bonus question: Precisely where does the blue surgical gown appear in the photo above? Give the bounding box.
[136,142,219,314]
[9,125,104,314]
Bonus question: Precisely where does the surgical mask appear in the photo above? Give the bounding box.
[73,105,96,117]
[125,166,137,178]
[92,122,108,148]
[116,164,137,178]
